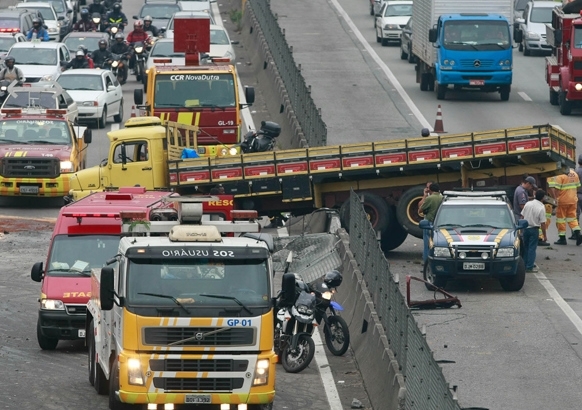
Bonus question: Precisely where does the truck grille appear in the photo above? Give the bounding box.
[143,327,255,346]
[65,304,87,315]
[150,358,249,372]
[459,59,494,68]
[1,157,60,178]
[153,377,244,391]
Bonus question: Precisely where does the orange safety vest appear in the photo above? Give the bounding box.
[549,170,581,205]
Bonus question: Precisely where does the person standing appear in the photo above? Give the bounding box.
[549,167,582,245]
[521,189,548,273]
[513,176,537,220]
[420,183,442,264]
[576,155,582,225]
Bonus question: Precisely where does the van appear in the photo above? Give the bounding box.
[515,1,558,55]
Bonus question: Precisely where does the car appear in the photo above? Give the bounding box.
[177,0,215,12]
[0,32,27,65]
[374,0,412,46]
[399,16,414,63]
[20,0,73,38]
[61,31,109,55]
[420,190,528,292]
[162,10,215,39]
[145,38,184,70]
[0,8,42,36]
[208,24,236,62]
[15,2,63,41]
[6,41,70,83]
[56,68,123,128]
[133,0,182,34]
[516,1,557,56]
[1,81,78,124]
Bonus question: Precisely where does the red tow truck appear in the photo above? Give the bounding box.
[545,8,582,115]
[30,186,235,350]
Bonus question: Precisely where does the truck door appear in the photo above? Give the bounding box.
[108,141,155,189]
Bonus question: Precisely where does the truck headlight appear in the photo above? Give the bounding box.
[496,247,515,257]
[60,161,73,173]
[252,359,270,386]
[127,358,145,386]
[526,31,540,40]
[384,24,399,30]
[433,247,450,257]
[41,299,65,310]
[576,83,582,91]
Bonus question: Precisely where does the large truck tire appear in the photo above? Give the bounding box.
[339,192,391,234]
[396,185,426,239]
[380,208,409,252]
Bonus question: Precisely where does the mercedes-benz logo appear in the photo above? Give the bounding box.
[473,60,481,67]
[24,165,35,170]
[195,332,204,340]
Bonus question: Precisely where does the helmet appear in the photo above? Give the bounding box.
[323,270,342,289]
[113,2,121,11]
[76,50,85,57]
[32,18,41,25]
[134,20,143,30]
[114,33,124,41]
[77,44,88,55]
[4,56,15,64]
[143,15,153,23]
[98,39,108,48]
[80,8,89,17]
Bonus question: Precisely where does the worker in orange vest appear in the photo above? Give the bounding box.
[548,168,581,245]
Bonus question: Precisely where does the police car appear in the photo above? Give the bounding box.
[420,191,528,292]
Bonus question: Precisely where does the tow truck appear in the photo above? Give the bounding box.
[87,197,281,410]
[31,186,235,350]
[0,107,91,197]
[67,118,576,252]
[135,12,255,157]
[545,7,582,115]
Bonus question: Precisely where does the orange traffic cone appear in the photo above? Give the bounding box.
[130,105,137,118]
[433,104,446,134]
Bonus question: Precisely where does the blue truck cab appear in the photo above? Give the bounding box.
[429,13,514,100]
[420,191,528,292]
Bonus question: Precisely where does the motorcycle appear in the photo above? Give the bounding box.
[132,41,147,83]
[109,52,128,85]
[274,273,317,374]
[106,23,123,42]
[0,79,13,105]
[311,280,350,356]
[91,13,108,33]
[240,121,281,154]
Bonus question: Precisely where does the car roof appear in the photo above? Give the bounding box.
[15,2,55,7]
[10,41,63,49]
[0,10,29,17]
[63,32,109,39]
[59,68,107,76]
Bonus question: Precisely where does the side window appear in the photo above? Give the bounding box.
[59,47,66,63]
[113,142,148,163]
[58,95,67,109]
[64,92,74,106]
[105,74,113,88]
[111,74,120,87]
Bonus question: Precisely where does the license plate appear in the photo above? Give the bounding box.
[469,79,485,86]
[185,395,211,404]
[20,185,39,194]
[463,262,485,270]
[78,329,86,338]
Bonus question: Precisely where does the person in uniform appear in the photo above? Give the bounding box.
[548,167,582,245]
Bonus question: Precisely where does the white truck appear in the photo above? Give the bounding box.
[412,0,515,100]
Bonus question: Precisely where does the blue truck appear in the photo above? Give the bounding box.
[411,0,514,100]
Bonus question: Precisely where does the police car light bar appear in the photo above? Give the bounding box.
[46,109,67,116]
[211,57,230,63]
[153,58,172,64]
[119,210,148,220]
[0,108,22,114]
[231,210,258,220]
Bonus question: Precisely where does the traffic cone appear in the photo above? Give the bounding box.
[433,104,446,134]
[130,105,137,118]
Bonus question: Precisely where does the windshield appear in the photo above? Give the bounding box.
[64,35,103,53]
[154,73,236,108]
[384,4,412,17]
[126,258,270,313]
[4,91,59,109]
[435,204,515,229]
[29,0,65,13]
[140,5,180,19]
[210,28,229,45]
[30,7,57,21]
[443,21,511,50]
[8,48,57,65]
[530,6,554,23]
[0,118,72,144]
[575,27,582,49]
[0,37,15,52]
[58,74,104,91]
[151,41,184,57]
[46,235,120,276]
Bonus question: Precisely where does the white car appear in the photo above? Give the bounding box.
[374,0,412,46]
[145,38,185,71]
[56,69,123,129]
[163,10,215,39]
[208,24,236,62]
[6,41,70,83]
[177,0,215,12]
[0,32,26,65]
[15,2,62,41]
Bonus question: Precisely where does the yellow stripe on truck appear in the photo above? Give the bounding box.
[440,228,454,245]
[494,229,508,245]
[177,112,194,125]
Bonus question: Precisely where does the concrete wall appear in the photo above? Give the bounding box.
[336,230,406,410]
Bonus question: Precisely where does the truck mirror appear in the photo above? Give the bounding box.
[134,88,144,105]
[83,128,92,144]
[279,272,297,308]
[31,262,44,282]
[517,219,528,230]
[555,29,562,47]
[428,28,437,43]
[100,267,115,311]
[245,86,255,105]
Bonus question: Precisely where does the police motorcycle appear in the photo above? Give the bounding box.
[240,121,281,154]
[274,271,317,374]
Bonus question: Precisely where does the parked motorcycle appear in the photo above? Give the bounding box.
[109,52,128,85]
[240,121,281,154]
[274,272,317,374]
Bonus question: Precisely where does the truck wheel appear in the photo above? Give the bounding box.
[339,192,391,234]
[400,46,407,60]
[549,89,559,106]
[499,257,526,292]
[500,85,510,101]
[36,319,58,350]
[134,88,144,105]
[436,82,446,100]
[408,51,415,64]
[524,43,531,56]
[559,91,572,115]
[396,185,425,239]
[428,74,435,91]
[370,4,374,15]
[93,335,109,395]
[380,207,408,252]
[381,37,389,46]
[518,41,523,52]
[420,73,429,91]
[376,32,381,43]
[98,106,107,129]
[88,322,95,386]
[109,358,135,409]
[423,261,447,290]
[113,100,123,123]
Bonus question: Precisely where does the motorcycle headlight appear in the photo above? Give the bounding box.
[60,160,73,173]
[252,359,270,386]
[111,60,119,68]
[111,26,118,34]
[433,247,451,257]
[135,46,143,53]
[296,305,313,315]
[92,18,100,24]
[0,86,6,91]
[496,247,515,258]
[322,291,332,300]
[41,299,65,310]
[127,358,145,386]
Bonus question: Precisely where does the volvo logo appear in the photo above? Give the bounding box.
[195,332,204,340]
[473,60,481,67]
[24,165,35,170]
